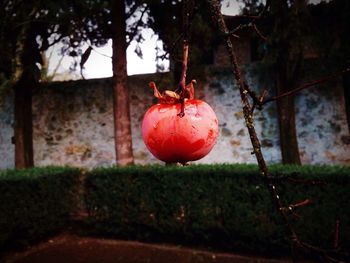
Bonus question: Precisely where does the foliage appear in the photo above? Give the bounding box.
[243,0,350,83]
[0,166,80,249]
[0,0,113,84]
[147,0,220,82]
[85,164,350,256]
[0,0,157,81]
[309,0,350,70]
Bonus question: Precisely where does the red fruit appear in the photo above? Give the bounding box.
[142,99,219,164]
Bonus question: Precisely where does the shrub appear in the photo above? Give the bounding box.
[85,164,350,256]
[0,166,80,249]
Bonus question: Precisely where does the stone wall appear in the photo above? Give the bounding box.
[0,94,14,169]
[0,70,349,169]
[32,79,116,167]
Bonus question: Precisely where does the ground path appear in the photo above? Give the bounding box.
[3,234,297,263]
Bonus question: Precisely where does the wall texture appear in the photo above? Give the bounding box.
[0,94,14,169]
[0,70,349,169]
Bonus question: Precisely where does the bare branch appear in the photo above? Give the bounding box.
[334,219,340,250]
[206,0,299,243]
[39,34,65,51]
[263,68,350,104]
[266,172,326,186]
[295,240,349,263]
[259,0,271,18]
[206,1,350,262]
[252,24,267,41]
[86,42,112,59]
[159,31,184,61]
[225,22,253,37]
[285,199,311,211]
[51,54,65,78]
[226,22,266,42]
[159,3,198,61]
[126,2,141,21]
[225,14,261,20]
[126,6,148,46]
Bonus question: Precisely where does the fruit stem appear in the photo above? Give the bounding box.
[177,0,190,117]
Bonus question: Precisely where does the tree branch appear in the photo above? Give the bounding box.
[206,0,298,241]
[126,6,148,46]
[263,68,350,105]
[86,42,112,59]
[39,34,65,51]
[126,2,141,20]
[225,22,266,42]
[159,30,185,61]
[252,24,267,41]
[206,0,349,262]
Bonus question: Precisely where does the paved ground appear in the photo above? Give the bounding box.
[2,234,294,263]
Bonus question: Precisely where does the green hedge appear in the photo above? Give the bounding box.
[1,164,349,256]
[85,164,350,256]
[0,166,80,249]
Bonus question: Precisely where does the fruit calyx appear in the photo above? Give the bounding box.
[149,79,196,105]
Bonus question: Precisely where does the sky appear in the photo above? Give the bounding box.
[47,0,327,80]
[47,22,165,80]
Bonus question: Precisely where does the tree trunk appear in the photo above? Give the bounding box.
[112,0,134,166]
[13,26,38,169]
[14,79,34,168]
[343,73,350,133]
[276,75,301,165]
[275,52,302,165]
[272,0,304,165]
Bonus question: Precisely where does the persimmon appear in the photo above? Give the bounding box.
[142,80,219,164]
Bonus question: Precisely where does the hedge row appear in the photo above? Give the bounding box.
[85,164,350,256]
[1,164,349,256]
[0,166,80,249]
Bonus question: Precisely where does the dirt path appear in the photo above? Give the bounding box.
[3,234,293,263]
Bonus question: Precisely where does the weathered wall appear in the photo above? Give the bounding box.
[296,80,350,164]
[32,79,116,167]
[0,94,14,169]
[0,70,349,169]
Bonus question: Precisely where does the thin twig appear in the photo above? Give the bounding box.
[206,0,299,243]
[206,1,349,262]
[159,4,197,61]
[267,172,326,185]
[259,0,271,18]
[39,34,65,51]
[252,24,267,41]
[263,68,350,104]
[334,219,340,249]
[159,22,192,61]
[159,32,184,61]
[280,199,311,221]
[126,6,148,46]
[283,199,311,211]
[226,22,267,42]
[126,2,140,20]
[226,22,253,37]
[229,15,261,20]
[86,42,112,59]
